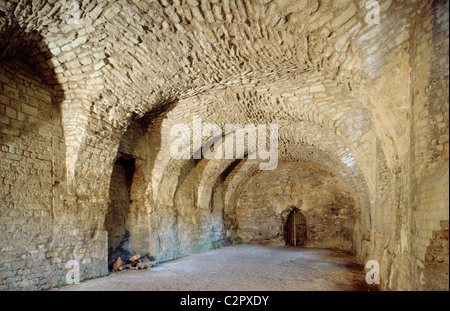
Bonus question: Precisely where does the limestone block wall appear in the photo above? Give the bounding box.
[234,162,355,250]
[406,0,449,291]
[413,162,449,291]
[0,0,448,292]
[110,117,227,264]
[352,139,399,290]
[0,59,107,290]
[0,59,61,290]
[355,0,449,291]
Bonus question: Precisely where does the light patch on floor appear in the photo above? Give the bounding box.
[56,245,375,291]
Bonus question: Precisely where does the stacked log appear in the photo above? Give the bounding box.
[112,255,158,272]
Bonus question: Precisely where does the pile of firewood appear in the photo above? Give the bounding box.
[112,255,158,272]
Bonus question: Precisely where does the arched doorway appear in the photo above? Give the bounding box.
[285,209,307,246]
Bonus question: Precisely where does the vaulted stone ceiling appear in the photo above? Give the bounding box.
[0,0,425,217]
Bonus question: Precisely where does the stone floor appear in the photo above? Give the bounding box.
[56,245,374,291]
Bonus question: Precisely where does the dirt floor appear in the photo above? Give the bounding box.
[56,245,375,291]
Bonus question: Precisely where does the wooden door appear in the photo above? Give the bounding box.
[286,209,307,246]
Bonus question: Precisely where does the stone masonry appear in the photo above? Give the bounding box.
[0,0,448,291]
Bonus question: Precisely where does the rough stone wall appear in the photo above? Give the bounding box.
[414,163,449,291]
[0,59,107,290]
[0,59,62,290]
[110,117,227,264]
[344,0,449,291]
[353,0,450,291]
[0,0,448,291]
[234,162,355,250]
[352,138,399,290]
[406,0,449,290]
[410,0,449,179]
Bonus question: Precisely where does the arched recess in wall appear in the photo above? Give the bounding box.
[106,114,155,264]
[106,101,211,263]
[154,133,228,259]
[0,22,70,289]
[106,155,136,268]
